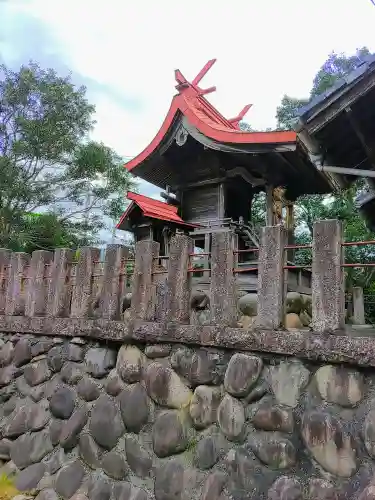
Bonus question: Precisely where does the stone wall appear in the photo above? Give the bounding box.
[1,332,375,499]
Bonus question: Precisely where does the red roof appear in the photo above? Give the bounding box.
[116,192,198,229]
[125,59,296,173]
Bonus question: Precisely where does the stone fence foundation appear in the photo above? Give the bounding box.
[0,219,373,498]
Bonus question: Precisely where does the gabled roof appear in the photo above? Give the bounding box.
[116,192,197,230]
[125,59,296,174]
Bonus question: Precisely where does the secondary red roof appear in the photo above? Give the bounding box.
[125,59,296,173]
[116,192,198,229]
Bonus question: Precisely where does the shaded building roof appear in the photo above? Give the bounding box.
[123,59,333,200]
[116,191,197,231]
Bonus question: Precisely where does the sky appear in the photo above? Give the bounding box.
[1,0,375,241]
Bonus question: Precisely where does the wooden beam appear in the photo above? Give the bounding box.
[345,106,375,168]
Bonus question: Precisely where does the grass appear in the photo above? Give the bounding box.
[0,474,20,500]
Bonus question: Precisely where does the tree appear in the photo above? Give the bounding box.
[0,61,135,250]
[276,47,371,130]
[273,47,375,321]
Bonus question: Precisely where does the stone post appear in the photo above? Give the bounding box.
[312,219,345,332]
[353,286,366,325]
[5,252,31,316]
[46,249,74,317]
[165,234,193,324]
[25,250,54,317]
[0,249,11,315]
[130,240,160,321]
[257,225,287,329]
[70,247,100,318]
[210,231,237,326]
[99,244,128,320]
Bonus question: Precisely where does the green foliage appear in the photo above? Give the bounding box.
[276,47,370,130]
[0,61,136,250]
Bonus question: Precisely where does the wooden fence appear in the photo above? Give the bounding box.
[0,219,366,333]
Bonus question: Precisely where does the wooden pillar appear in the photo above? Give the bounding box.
[130,240,160,321]
[312,220,345,332]
[100,244,128,320]
[5,252,30,316]
[25,250,54,317]
[210,231,237,326]
[70,247,100,318]
[165,234,193,324]
[257,225,287,329]
[352,286,366,325]
[0,249,11,315]
[46,249,74,317]
[266,185,274,226]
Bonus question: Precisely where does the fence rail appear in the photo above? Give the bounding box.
[0,219,373,332]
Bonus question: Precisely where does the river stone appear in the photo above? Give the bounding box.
[154,460,184,500]
[116,345,144,383]
[195,433,227,470]
[170,346,227,386]
[201,471,227,500]
[102,450,128,480]
[217,394,245,440]
[43,447,67,474]
[0,365,16,386]
[301,411,357,477]
[249,433,296,469]
[49,386,75,419]
[105,369,127,396]
[85,347,116,378]
[300,310,312,327]
[90,394,124,449]
[113,482,147,500]
[225,448,264,497]
[145,362,192,409]
[268,476,303,500]
[55,460,85,499]
[308,479,338,500]
[11,430,53,469]
[224,353,262,397]
[79,433,100,469]
[285,313,303,329]
[16,375,44,401]
[31,340,54,357]
[189,385,222,429]
[253,405,294,433]
[35,489,59,500]
[286,291,304,314]
[0,438,11,460]
[362,409,375,458]
[13,339,32,367]
[15,462,46,491]
[125,435,153,477]
[3,400,50,437]
[145,344,172,358]
[359,485,375,500]
[270,361,310,407]
[63,343,84,362]
[238,293,257,316]
[60,362,83,384]
[49,419,63,446]
[315,365,364,407]
[0,342,14,367]
[152,410,190,457]
[119,383,150,432]
[47,346,64,372]
[77,377,100,401]
[24,359,51,386]
[88,477,111,500]
[59,405,88,450]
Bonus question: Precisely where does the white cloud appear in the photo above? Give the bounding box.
[12,0,375,162]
